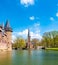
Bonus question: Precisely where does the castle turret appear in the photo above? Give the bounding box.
[27,29,33,49]
[28,29,31,44]
[0,25,2,32]
[0,25,2,42]
[4,20,13,51]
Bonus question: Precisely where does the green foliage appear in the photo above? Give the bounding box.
[13,37,26,49]
[31,38,39,49]
[12,31,58,49]
[42,31,58,48]
[46,48,58,50]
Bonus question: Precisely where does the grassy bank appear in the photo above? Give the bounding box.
[46,48,58,51]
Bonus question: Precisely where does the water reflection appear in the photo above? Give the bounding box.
[0,50,58,65]
[0,51,12,65]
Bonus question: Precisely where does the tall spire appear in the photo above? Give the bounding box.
[28,29,30,38]
[0,25,2,32]
[2,22,4,30]
[0,23,3,29]
[5,20,10,28]
[0,25,2,28]
[0,23,2,32]
[27,29,31,49]
[4,20,12,32]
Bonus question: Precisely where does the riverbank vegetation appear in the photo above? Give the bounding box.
[42,31,58,48]
[12,31,58,50]
[12,37,26,49]
[46,48,58,50]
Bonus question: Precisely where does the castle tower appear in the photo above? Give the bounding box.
[28,29,30,48]
[0,25,2,42]
[2,22,4,30]
[4,20,12,51]
[27,29,33,49]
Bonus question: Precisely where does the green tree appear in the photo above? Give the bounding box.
[42,31,58,48]
[51,31,58,47]
[43,32,51,47]
[13,37,26,49]
[31,38,39,49]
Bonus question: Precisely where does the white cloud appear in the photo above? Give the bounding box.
[30,23,42,39]
[18,29,42,40]
[18,28,41,39]
[18,29,28,36]
[12,35,16,43]
[12,29,28,42]
[20,0,35,7]
[50,17,54,21]
[34,23,40,27]
[56,12,58,17]
[32,23,40,33]
[29,16,39,21]
[12,23,42,42]
[29,16,35,20]
[30,31,42,39]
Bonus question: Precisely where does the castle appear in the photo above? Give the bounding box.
[0,20,12,51]
[0,20,33,50]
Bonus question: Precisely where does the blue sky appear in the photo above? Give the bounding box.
[0,0,58,40]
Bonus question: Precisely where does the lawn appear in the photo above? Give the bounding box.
[46,48,58,50]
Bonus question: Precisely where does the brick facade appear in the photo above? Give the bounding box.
[0,20,12,51]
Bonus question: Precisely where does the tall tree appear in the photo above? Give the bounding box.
[51,31,58,47]
[13,37,26,49]
[42,31,58,47]
[31,38,39,49]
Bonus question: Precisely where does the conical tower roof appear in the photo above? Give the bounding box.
[28,29,30,42]
[5,20,10,28]
[28,29,30,37]
[4,20,12,32]
[0,25,2,28]
[0,23,3,28]
[0,24,2,32]
[2,22,4,30]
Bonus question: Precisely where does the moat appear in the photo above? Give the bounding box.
[0,50,58,65]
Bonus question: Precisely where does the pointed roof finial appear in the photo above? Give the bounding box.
[0,25,2,28]
[5,20,10,28]
[0,23,3,28]
[4,20,12,32]
[2,22,4,30]
[28,28,30,37]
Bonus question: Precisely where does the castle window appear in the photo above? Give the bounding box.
[0,30,2,32]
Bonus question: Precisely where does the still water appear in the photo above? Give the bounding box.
[0,50,58,65]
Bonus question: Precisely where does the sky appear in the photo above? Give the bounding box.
[0,0,58,41]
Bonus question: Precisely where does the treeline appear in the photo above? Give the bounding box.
[41,31,58,48]
[12,31,58,49]
[12,37,26,49]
